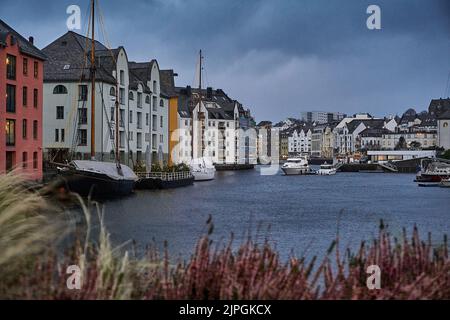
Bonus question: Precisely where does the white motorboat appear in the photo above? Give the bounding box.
[317,163,337,176]
[281,157,311,175]
[190,157,216,181]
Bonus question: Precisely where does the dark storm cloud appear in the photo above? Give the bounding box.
[1,0,449,121]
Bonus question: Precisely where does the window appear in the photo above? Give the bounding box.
[78,108,87,124]
[23,58,28,76]
[160,99,164,108]
[6,84,16,112]
[22,152,28,168]
[110,107,115,121]
[137,133,142,149]
[61,129,65,142]
[444,122,449,128]
[160,135,163,143]
[129,110,133,124]
[34,61,38,78]
[33,152,38,169]
[77,129,87,146]
[120,70,125,85]
[78,85,88,101]
[137,93,142,108]
[137,112,142,129]
[129,92,134,101]
[152,96,157,111]
[119,88,125,105]
[152,115,157,131]
[145,95,150,104]
[22,119,27,139]
[6,152,14,172]
[56,106,64,119]
[53,85,68,94]
[55,129,59,142]
[146,113,149,126]
[6,119,16,146]
[33,120,38,140]
[110,87,116,96]
[6,55,16,80]
[22,87,27,106]
[153,81,157,92]
[160,116,163,128]
[33,89,38,108]
[128,132,133,141]
[152,134,157,149]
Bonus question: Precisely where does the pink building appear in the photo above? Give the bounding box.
[0,20,46,180]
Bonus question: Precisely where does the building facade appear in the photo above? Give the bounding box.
[288,128,312,154]
[0,20,46,180]
[437,111,450,150]
[42,32,168,168]
[301,111,345,124]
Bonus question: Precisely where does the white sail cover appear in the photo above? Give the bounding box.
[72,160,138,181]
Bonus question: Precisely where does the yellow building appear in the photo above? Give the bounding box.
[160,70,179,165]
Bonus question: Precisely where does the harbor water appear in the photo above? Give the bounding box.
[101,166,450,260]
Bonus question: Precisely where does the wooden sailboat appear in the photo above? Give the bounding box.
[189,50,216,181]
[58,0,137,197]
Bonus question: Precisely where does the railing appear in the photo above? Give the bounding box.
[137,171,193,181]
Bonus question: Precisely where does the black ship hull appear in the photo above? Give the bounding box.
[59,170,135,198]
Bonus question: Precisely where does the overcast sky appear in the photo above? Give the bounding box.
[2,0,449,122]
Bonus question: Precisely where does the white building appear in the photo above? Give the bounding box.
[42,31,168,167]
[437,111,450,150]
[382,132,437,150]
[288,127,312,154]
[174,87,257,165]
[367,150,436,163]
[333,115,396,155]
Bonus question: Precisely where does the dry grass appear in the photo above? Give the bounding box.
[0,173,449,300]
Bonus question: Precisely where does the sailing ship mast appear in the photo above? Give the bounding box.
[90,0,96,160]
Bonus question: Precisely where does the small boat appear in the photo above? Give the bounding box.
[135,171,194,190]
[190,158,216,181]
[58,160,138,197]
[317,162,337,176]
[415,161,450,187]
[439,178,450,188]
[281,156,311,175]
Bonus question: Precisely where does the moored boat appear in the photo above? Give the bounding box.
[415,160,450,187]
[281,156,311,175]
[190,158,216,181]
[58,161,137,197]
[317,162,337,176]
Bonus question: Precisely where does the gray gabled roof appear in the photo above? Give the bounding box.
[0,19,46,60]
[42,31,118,84]
[160,69,178,98]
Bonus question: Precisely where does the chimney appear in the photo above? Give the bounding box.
[28,36,34,44]
[186,85,192,97]
[206,87,213,99]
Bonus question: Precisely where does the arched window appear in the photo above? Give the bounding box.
[444,122,449,128]
[145,96,150,104]
[110,87,116,96]
[129,92,134,100]
[160,99,164,108]
[53,85,68,94]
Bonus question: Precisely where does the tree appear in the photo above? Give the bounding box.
[395,137,407,150]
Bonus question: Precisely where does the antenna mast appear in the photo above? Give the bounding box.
[90,0,96,160]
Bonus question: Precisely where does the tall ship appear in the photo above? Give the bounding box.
[57,0,137,197]
[189,50,216,182]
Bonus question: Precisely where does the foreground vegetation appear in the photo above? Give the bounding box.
[0,173,449,300]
